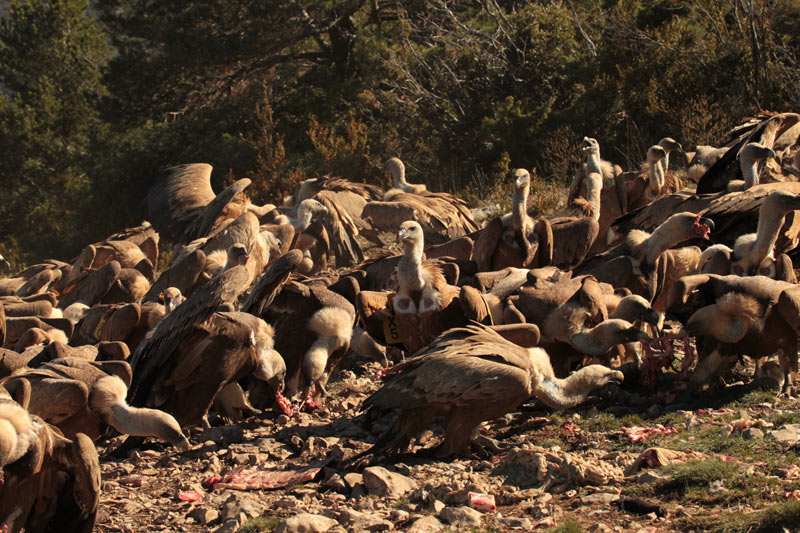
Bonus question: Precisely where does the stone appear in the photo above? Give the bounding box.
[587,525,613,533]
[200,425,244,446]
[580,493,619,506]
[189,507,220,525]
[634,471,667,485]
[343,472,363,489]
[221,494,267,521]
[502,516,533,530]
[407,515,445,532]
[276,513,338,533]
[213,519,240,533]
[742,427,764,440]
[427,499,446,514]
[363,466,418,498]
[769,427,800,446]
[438,505,482,527]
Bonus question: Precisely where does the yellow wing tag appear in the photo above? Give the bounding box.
[93,312,110,341]
[382,292,404,346]
[481,295,494,326]
[382,315,403,346]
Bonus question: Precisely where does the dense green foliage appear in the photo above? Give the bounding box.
[0,0,798,264]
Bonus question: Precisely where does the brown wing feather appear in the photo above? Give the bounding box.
[187,178,252,242]
[127,266,251,407]
[146,163,216,242]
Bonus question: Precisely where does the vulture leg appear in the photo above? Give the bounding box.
[385,407,436,456]
[689,349,737,393]
[438,410,484,458]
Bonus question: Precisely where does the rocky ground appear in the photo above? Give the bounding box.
[94,353,800,533]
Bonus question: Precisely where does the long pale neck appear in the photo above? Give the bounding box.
[512,184,529,231]
[750,200,791,265]
[392,166,408,188]
[663,151,671,172]
[293,205,314,231]
[106,404,187,447]
[398,241,425,291]
[585,172,602,221]
[741,157,759,189]
[585,151,602,175]
[649,158,665,193]
[642,218,689,265]
[569,329,607,355]
[533,370,603,409]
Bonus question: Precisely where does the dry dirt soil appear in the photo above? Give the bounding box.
[94,353,800,533]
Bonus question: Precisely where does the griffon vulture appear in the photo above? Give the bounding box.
[0,397,100,533]
[666,274,800,395]
[360,323,623,457]
[361,158,479,245]
[472,169,553,271]
[127,266,286,427]
[1,358,189,448]
[696,112,800,194]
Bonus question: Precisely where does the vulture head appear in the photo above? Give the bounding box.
[161,287,185,313]
[647,145,667,165]
[0,254,9,275]
[570,318,651,356]
[512,168,530,191]
[700,244,733,275]
[89,375,190,451]
[228,243,250,267]
[740,142,777,166]
[251,321,286,394]
[689,213,714,240]
[658,137,683,154]
[613,294,660,327]
[397,220,424,252]
[384,157,406,186]
[582,137,600,157]
[302,307,354,401]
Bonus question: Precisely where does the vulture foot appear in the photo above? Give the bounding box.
[779,380,797,398]
[472,434,509,455]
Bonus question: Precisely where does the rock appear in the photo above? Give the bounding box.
[770,428,799,444]
[587,524,613,533]
[343,472,363,489]
[708,480,728,495]
[189,506,220,525]
[221,494,267,521]
[742,427,764,440]
[502,516,533,530]
[407,515,445,532]
[200,425,244,446]
[438,506,482,527]
[427,499,446,514]
[338,509,394,531]
[324,473,346,493]
[634,471,666,485]
[276,513,339,533]
[213,519,240,533]
[363,466,417,498]
[580,493,619,505]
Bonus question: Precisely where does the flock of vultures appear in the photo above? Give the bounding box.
[0,111,799,531]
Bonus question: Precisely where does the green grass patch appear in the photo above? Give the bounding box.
[656,458,739,495]
[682,500,800,532]
[241,516,281,533]
[543,517,582,533]
[734,389,777,406]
